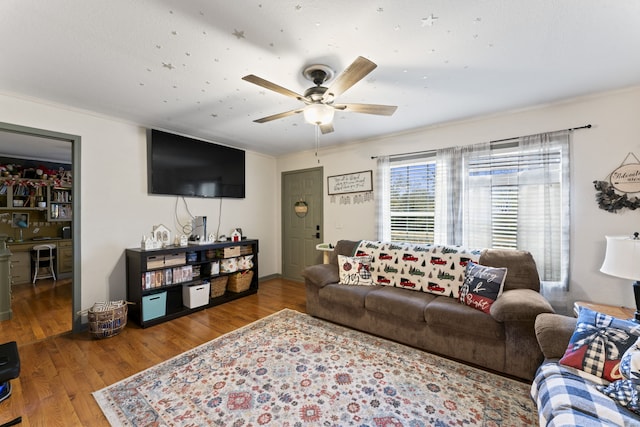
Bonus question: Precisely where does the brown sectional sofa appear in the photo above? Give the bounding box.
[302,239,555,381]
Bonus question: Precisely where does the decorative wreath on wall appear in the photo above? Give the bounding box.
[594,153,640,213]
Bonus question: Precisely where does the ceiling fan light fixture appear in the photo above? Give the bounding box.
[303,103,334,125]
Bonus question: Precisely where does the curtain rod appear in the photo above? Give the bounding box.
[370,124,592,160]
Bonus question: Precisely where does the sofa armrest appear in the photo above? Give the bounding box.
[490,289,555,322]
[302,264,339,288]
[535,313,577,359]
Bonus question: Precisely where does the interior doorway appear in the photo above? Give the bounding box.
[281,167,324,281]
[0,122,81,342]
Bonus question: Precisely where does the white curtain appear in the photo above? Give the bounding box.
[461,131,570,303]
[376,155,390,241]
[435,143,491,246]
[517,131,570,304]
[434,147,459,244]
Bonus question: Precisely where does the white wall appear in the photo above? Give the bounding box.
[278,86,640,312]
[0,93,279,313]
[3,85,639,315]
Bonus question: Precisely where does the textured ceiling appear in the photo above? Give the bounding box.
[1,1,640,156]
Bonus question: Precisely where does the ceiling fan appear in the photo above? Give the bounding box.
[242,56,397,134]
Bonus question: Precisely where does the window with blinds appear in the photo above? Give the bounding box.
[380,130,569,291]
[389,160,436,243]
[466,146,563,254]
[387,145,563,249]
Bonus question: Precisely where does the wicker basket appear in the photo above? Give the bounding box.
[227,270,253,293]
[210,276,228,298]
[87,300,129,339]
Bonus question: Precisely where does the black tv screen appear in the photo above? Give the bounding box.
[147,129,245,198]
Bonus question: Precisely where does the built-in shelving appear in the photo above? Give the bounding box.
[0,178,72,222]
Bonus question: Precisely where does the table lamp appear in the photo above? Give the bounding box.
[600,232,640,322]
[15,219,28,242]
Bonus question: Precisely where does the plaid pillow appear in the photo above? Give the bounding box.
[597,337,640,415]
[559,307,640,381]
[598,379,640,415]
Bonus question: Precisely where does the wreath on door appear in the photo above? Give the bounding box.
[594,153,640,212]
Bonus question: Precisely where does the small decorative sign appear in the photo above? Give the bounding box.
[327,170,373,195]
[594,152,640,213]
[610,163,640,193]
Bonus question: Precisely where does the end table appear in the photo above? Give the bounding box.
[573,301,636,321]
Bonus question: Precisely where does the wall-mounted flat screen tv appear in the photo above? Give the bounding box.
[147,129,245,198]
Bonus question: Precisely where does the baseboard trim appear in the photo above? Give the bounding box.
[258,273,282,282]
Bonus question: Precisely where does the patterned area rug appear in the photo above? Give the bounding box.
[94,309,536,426]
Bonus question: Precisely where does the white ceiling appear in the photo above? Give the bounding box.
[1,0,640,157]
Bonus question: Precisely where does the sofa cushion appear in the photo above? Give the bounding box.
[424,296,505,340]
[459,261,507,314]
[330,240,360,265]
[559,307,640,382]
[337,255,373,285]
[364,287,435,323]
[479,248,540,292]
[318,283,379,310]
[302,264,339,288]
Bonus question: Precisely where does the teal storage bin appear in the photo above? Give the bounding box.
[142,291,167,322]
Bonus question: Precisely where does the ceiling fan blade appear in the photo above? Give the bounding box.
[242,74,307,101]
[320,123,334,134]
[322,56,377,102]
[334,103,398,116]
[253,108,304,123]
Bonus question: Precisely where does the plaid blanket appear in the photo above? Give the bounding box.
[531,362,640,426]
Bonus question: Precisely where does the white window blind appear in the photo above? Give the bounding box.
[388,159,436,243]
[466,148,562,248]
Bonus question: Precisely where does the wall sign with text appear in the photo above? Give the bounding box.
[593,152,640,213]
[327,170,373,195]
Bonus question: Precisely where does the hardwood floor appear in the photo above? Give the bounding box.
[0,278,307,426]
[0,278,73,345]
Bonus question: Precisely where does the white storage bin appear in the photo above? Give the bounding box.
[182,282,210,308]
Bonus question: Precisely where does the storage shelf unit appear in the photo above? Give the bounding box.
[125,239,259,328]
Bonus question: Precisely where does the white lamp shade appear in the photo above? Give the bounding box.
[600,235,640,281]
[303,103,335,125]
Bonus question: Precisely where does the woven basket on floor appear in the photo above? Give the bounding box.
[227,270,253,293]
[86,300,129,339]
[210,276,228,298]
